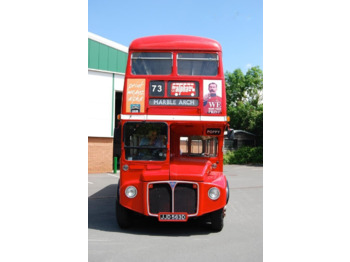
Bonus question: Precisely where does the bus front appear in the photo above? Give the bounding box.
[116,35,230,232]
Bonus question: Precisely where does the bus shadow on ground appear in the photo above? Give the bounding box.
[88,184,212,236]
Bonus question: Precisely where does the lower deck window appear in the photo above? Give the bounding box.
[180,136,218,157]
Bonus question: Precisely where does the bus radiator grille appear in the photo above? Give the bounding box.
[149,184,172,214]
[174,183,197,214]
[148,183,197,215]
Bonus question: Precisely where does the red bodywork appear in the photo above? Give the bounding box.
[119,35,229,220]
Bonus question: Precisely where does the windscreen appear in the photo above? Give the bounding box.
[131,52,172,75]
[124,122,167,161]
[177,53,218,76]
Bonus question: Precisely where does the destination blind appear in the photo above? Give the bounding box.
[149,98,198,106]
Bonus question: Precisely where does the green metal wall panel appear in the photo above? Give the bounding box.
[98,44,109,71]
[108,48,118,72]
[117,52,128,73]
[88,39,99,69]
[88,39,127,74]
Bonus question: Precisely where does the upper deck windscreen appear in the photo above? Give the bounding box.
[131,52,218,76]
[131,52,172,75]
[177,53,218,76]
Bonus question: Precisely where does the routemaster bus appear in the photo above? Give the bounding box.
[115,35,233,231]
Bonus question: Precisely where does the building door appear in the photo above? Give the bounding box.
[113,91,123,167]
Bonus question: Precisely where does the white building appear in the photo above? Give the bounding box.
[88,32,128,173]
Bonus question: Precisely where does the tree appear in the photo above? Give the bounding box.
[244,66,263,107]
[225,68,245,107]
[225,66,263,146]
[225,66,263,107]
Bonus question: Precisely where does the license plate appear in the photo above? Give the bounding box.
[158,213,188,222]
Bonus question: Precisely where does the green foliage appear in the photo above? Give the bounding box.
[225,66,263,146]
[224,147,263,165]
[223,150,235,164]
[225,66,263,107]
[225,68,246,107]
[244,67,263,107]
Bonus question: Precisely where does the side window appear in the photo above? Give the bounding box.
[191,139,202,154]
[180,137,188,154]
[179,136,218,157]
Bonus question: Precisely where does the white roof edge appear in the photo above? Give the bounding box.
[234,130,256,136]
[88,32,129,53]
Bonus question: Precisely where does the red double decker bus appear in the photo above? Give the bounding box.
[115,35,233,231]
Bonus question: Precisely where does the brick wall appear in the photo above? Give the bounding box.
[88,137,113,173]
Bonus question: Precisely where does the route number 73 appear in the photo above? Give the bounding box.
[149,81,165,96]
[152,84,162,92]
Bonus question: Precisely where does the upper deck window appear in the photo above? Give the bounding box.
[177,53,218,76]
[131,52,172,75]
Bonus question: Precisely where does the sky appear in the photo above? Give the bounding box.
[88,0,263,73]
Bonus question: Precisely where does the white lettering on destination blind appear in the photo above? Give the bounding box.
[150,99,198,106]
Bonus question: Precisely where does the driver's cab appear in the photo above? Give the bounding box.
[123,122,168,161]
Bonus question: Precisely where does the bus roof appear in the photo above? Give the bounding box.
[129,35,222,52]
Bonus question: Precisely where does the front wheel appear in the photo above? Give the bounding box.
[115,198,133,229]
[210,208,224,232]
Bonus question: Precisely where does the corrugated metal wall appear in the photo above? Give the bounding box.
[88,39,127,73]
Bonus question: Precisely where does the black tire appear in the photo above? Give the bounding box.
[210,208,224,232]
[115,197,133,229]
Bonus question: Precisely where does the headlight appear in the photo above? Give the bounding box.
[125,186,137,198]
[208,187,220,200]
